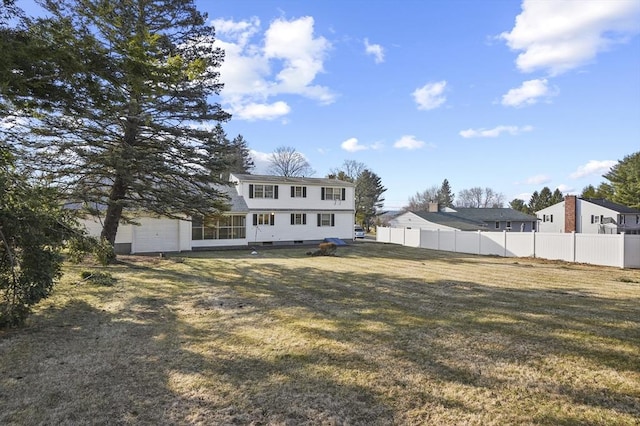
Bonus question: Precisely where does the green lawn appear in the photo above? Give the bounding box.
[1,242,639,425]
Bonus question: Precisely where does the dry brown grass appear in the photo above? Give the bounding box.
[1,242,639,425]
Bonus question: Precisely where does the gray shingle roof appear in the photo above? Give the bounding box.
[412,211,488,231]
[231,173,355,187]
[582,198,640,214]
[452,208,538,222]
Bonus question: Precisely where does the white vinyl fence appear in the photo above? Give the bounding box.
[376,227,640,269]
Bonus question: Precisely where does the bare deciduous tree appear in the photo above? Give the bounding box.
[456,187,505,208]
[267,146,315,177]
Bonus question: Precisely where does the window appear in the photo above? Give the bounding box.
[290,213,307,225]
[291,186,307,198]
[506,221,512,229]
[317,213,335,227]
[543,214,553,223]
[321,187,346,201]
[620,215,626,225]
[192,215,246,240]
[495,221,500,229]
[253,213,275,226]
[636,215,640,225]
[249,184,279,199]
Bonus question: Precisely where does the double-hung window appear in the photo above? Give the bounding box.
[291,186,307,198]
[253,213,275,226]
[249,184,278,199]
[291,213,307,225]
[321,187,346,201]
[317,213,335,227]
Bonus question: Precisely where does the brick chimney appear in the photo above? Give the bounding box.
[565,195,577,233]
[428,202,439,212]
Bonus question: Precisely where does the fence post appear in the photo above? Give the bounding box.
[532,230,536,258]
[571,231,576,263]
[437,228,440,250]
[477,230,482,255]
[619,232,626,269]
[503,230,507,257]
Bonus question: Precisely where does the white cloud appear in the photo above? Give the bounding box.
[569,160,617,179]
[341,138,368,152]
[211,16,335,121]
[231,101,291,121]
[340,137,384,152]
[556,184,575,194]
[515,192,532,202]
[501,79,555,107]
[249,149,272,174]
[364,38,384,63]
[393,135,428,150]
[460,125,533,138]
[412,81,447,110]
[524,174,551,185]
[500,0,640,75]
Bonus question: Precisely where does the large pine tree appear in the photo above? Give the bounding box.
[10,0,232,246]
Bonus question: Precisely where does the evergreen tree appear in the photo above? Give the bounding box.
[528,191,541,212]
[581,185,597,198]
[550,188,564,205]
[603,152,640,209]
[8,0,232,248]
[355,169,386,230]
[227,134,254,176]
[0,147,78,326]
[538,187,552,209]
[509,198,528,213]
[436,179,454,208]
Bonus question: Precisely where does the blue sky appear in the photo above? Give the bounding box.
[17,0,640,209]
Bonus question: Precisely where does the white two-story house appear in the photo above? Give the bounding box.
[82,173,356,254]
[536,195,640,234]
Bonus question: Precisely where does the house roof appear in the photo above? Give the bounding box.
[412,211,488,231]
[452,208,538,222]
[230,173,354,187]
[582,198,640,214]
[219,185,249,212]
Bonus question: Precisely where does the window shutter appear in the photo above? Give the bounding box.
[253,214,257,226]
[270,214,275,226]
[321,187,325,200]
[550,214,553,223]
[291,186,295,197]
[303,187,307,198]
[249,184,254,198]
[302,214,307,225]
[341,188,346,201]
[274,185,279,199]
[331,214,335,227]
[291,214,295,225]
[591,215,594,224]
[317,214,321,226]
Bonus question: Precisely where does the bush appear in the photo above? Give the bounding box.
[80,270,116,286]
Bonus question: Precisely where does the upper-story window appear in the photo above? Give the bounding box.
[495,221,500,229]
[249,184,278,199]
[291,186,307,198]
[321,187,346,201]
[542,214,553,222]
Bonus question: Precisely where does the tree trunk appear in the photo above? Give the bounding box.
[101,175,127,245]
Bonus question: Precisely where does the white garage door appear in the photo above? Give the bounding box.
[133,218,180,253]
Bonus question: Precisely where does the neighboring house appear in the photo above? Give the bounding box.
[389,204,537,232]
[81,173,356,254]
[536,195,640,234]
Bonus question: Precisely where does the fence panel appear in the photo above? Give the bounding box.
[575,234,621,267]
[456,231,480,254]
[376,226,391,243]
[404,229,421,247]
[624,234,640,268]
[535,233,574,262]
[481,233,506,256]
[420,230,440,250]
[389,227,405,245]
[505,232,536,257]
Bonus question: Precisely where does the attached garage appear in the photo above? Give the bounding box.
[131,218,182,254]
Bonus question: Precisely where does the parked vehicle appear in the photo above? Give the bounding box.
[354,225,365,238]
